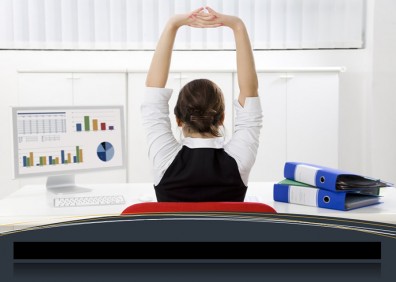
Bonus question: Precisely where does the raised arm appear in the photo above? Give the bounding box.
[192,8,261,186]
[145,17,179,88]
[231,17,258,106]
[146,7,220,87]
[195,7,258,106]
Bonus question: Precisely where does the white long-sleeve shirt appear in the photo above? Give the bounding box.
[141,87,263,186]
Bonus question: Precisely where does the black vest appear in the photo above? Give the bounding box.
[154,146,247,202]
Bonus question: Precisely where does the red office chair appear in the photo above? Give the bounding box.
[121,202,276,215]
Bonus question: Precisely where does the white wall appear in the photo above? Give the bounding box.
[370,0,396,185]
[1,0,394,199]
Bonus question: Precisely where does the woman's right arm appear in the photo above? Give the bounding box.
[195,8,261,185]
[231,18,259,107]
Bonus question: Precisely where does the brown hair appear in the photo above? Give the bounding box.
[174,79,225,137]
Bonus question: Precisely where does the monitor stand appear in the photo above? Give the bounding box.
[46,174,92,195]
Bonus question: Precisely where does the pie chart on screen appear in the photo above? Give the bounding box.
[97,141,115,162]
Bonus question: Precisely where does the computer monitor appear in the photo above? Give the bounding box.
[11,105,125,194]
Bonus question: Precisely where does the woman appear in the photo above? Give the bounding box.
[141,7,261,202]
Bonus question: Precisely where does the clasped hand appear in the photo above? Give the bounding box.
[169,7,242,30]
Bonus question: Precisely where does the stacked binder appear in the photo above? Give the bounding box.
[273,162,393,211]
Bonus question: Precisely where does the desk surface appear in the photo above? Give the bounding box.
[1,182,395,232]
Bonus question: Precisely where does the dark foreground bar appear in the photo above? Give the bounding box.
[14,242,380,260]
[13,262,381,281]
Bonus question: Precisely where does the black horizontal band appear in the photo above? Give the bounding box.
[14,242,380,260]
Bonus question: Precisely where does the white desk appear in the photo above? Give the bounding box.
[1,182,395,233]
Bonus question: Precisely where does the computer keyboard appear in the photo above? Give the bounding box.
[54,195,126,208]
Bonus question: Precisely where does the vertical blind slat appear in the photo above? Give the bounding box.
[270,0,287,49]
[142,0,156,49]
[44,0,61,48]
[110,0,126,48]
[28,0,45,47]
[302,0,319,49]
[13,0,29,48]
[286,0,302,49]
[334,0,347,47]
[346,0,364,47]
[77,0,94,49]
[0,0,14,47]
[61,0,77,48]
[253,0,268,49]
[93,0,110,49]
[126,0,142,49]
[317,0,331,49]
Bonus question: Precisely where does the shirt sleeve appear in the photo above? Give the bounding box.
[224,97,263,186]
[140,87,182,185]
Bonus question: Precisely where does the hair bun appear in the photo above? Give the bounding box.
[174,78,225,137]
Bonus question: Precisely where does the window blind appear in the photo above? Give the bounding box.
[0,0,365,50]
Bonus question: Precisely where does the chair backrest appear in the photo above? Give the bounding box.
[121,202,277,215]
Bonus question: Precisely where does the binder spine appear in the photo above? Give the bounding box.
[273,184,289,202]
[284,162,318,185]
[284,162,339,191]
[274,184,347,211]
[294,165,318,186]
[289,185,318,207]
[273,184,318,207]
[284,162,297,181]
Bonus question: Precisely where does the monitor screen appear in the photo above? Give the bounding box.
[12,106,125,179]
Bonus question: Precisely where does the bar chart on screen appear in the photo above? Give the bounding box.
[72,111,117,132]
[20,146,84,167]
